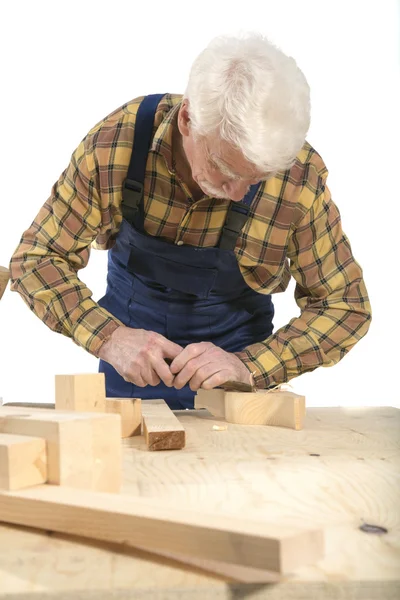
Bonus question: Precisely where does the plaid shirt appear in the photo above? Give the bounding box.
[9,94,371,388]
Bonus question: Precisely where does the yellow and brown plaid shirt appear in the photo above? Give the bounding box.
[9,94,371,388]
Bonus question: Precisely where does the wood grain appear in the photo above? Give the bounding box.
[0,266,9,301]
[142,400,185,450]
[0,407,399,598]
[55,373,106,413]
[0,406,121,492]
[0,484,324,573]
[195,388,225,417]
[195,389,306,429]
[0,433,47,490]
[225,390,306,429]
[106,398,141,438]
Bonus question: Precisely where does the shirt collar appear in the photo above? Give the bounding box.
[150,101,181,174]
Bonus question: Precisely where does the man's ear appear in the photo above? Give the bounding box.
[178,99,191,137]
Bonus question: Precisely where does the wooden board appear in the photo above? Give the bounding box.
[0,407,399,599]
[55,373,106,412]
[0,406,121,492]
[195,388,225,417]
[195,389,306,429]
[0,433,47,490]
[0,484,324,573]
[142,400,185,450]
[106,398,141,437]
[0,266,9,301]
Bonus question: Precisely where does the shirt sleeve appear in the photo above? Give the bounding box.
[9,138,123,357]
[236,178,372,387]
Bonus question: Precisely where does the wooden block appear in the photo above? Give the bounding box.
[0,406,121,492]
[195,388,226,417]
[142,400,185,451]
[0,266,10,301]
[225,390,306,429]
[105,398,141,438]
[0,433,47,490]
[55,373,106,413]
[0,484,325,573]
[195,389,306,430]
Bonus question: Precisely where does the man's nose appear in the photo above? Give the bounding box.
[222,181,249,201]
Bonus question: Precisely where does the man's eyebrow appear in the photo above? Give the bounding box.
[211,156,242,178]
[212,155,269,181]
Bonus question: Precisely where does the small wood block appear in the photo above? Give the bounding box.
[55,373,106,413]
[225,391,306,429]
[195,389,306,430]
[105,398,141,438]
[195,388,225,417]
[0,266,10,301]
[0,433,47,490]
[0,406,121,492]
[141,400,185,451]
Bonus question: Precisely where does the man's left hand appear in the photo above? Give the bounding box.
[170,342,252,391]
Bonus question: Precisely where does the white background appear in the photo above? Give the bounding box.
[0,0,399,407]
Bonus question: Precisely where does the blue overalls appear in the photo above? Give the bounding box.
[98,94,274,409]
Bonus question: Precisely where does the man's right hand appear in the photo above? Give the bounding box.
[98,326,183,387]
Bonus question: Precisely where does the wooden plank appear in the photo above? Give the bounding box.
[106,398,141,438]
[55,373,106,412]
[142,400,185,450]
[0,266,9,301]
[0,406,121,492]
[225,390,306,429]
[150,549,280,582]
[0,433,47,490]
[0,484,324,573]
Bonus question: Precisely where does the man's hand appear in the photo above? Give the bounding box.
[170,342,252,391]
[98,326,182,387]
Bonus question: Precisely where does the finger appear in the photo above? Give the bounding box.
[199,370,231,390]
[187,364,221,391]
[174,355,214,389]
[123,370,147,387]
[152,356,176,387]
[170,343,209,375]
[160,338,184,360]
[140,361,161,387]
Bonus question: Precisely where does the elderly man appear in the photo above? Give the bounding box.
[9,34,371,409]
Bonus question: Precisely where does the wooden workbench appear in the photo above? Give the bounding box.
[0,407,399,599]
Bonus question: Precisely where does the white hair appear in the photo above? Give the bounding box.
[184,33,311,173]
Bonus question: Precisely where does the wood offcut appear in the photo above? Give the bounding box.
[195,388,306,429]
[141,400,185,450]
[55,373,106,413]
[105,397,142,438]
[0,405,121,492]
[0,433,47,490]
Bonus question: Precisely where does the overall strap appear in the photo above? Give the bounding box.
[121,94,166,225]
[219,183,261,250]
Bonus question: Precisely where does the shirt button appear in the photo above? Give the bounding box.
[176,240,184,246]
